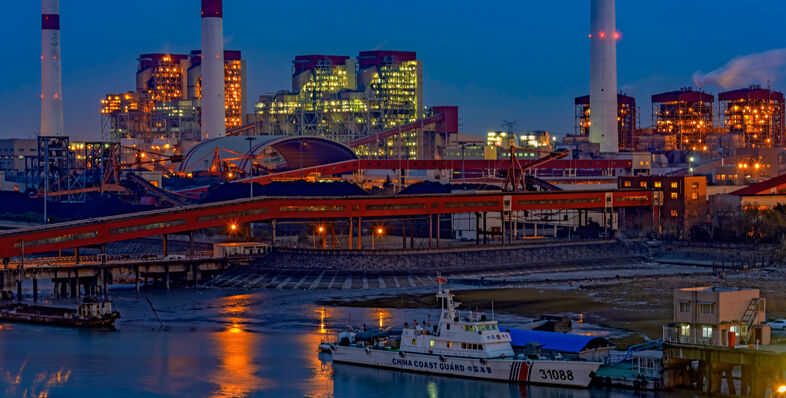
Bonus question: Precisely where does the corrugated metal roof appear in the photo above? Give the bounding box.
[504,328,611,353]
[730,173,786,196]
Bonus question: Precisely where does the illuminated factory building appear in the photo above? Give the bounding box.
[651,88,713,151]
[254,51,423,154]
[575,94,636,151]
[188,50,246,129]
[719,85,785,148]
[100,51,246,150]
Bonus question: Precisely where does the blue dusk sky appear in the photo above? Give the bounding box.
[1,1,785,140]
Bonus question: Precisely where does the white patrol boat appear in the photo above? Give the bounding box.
[323,285,600,388]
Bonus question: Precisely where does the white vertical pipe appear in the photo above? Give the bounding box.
[201,0,226,140]
[590,0,618,152]
[41,0,64,137]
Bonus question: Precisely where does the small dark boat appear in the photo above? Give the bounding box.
[0,297,120,328]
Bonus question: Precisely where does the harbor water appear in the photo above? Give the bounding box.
[0,287,698,397]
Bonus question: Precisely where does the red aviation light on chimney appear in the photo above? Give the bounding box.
[613,31,620,40]
[201,0,223,18]
[598,31,606,39]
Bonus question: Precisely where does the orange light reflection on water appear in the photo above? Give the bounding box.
[210,294,270,398]
[1,358,71,398]
[374,308,392,330]
[298,331,333,397]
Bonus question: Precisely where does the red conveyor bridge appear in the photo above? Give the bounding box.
[0,189,657,258]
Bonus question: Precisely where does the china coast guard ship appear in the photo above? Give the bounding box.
[323,283,600,387]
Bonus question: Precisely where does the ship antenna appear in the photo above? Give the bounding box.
[492,301,495,322]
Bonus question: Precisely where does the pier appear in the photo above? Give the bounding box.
[0,256,253,300]
[663,340,786,396]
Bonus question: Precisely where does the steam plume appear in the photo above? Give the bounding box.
[693,49,786,88]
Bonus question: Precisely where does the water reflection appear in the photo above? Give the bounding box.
[210,294,269,397]
[1,358,71,398]
[375,308,391,329]
[297,333,334,398]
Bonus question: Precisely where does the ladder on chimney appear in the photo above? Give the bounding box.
[741,298,761,342]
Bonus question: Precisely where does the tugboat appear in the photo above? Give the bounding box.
[322,283,600,388]
[0,297,120,328]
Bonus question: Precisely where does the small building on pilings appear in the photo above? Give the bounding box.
[662,286,786,396]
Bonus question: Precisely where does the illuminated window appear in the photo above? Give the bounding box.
[639,181,647,188]
[671,192,678,200]
[680,324,691,336]
[701,326,713,338]
[412,339,417,345]
[654,181,662,188]
[691,192,698,200]
[624,181,631,187]
[446,342,452,348]
[692,183,699,189]
[670,209,678,217]
[729,325,739,336]
[429,340,434,347]
[671,182,679,188]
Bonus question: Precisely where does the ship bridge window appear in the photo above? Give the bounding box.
[446,342,452,348]
[446,323,450,330]
[429,340,434,347]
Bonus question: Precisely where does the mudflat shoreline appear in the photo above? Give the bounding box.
[320,267,786,348]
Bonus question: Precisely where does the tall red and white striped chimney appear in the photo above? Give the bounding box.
[201,0,225,140]
[41,0,64,137]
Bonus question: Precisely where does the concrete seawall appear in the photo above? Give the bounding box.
[209,239,648,290]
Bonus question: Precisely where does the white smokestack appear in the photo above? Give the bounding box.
[201,0,226,140]
[41,0,64,137]
[589,0,617,153]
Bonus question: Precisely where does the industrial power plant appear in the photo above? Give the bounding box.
[3,2,786,396]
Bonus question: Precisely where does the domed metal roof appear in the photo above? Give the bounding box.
[179,135,358,173]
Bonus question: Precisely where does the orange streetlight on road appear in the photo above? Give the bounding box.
[313,225,325,249]
[228,223,238,242]
[372,226,384,250]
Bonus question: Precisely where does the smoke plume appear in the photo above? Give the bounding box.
[692,49,786,89]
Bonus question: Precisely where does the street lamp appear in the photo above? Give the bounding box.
[229,223,238,242]
[372,226,384,250]
[313,225,325,249]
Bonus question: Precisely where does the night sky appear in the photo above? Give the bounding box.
[1,0,785,140]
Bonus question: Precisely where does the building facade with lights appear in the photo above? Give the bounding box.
[100,51,247,151]
[575,94,637,151]
[253,51,423,152]
[719,85,785,148]
[651,88,714,151]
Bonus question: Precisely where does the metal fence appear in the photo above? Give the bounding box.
[663,326,720,346]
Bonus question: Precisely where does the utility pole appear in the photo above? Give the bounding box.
[245,136,254,199]
[44,142,49,223]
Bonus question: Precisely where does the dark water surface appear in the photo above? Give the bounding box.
[0,287,697,397]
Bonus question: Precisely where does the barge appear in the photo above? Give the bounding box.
[0,298,120,328]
